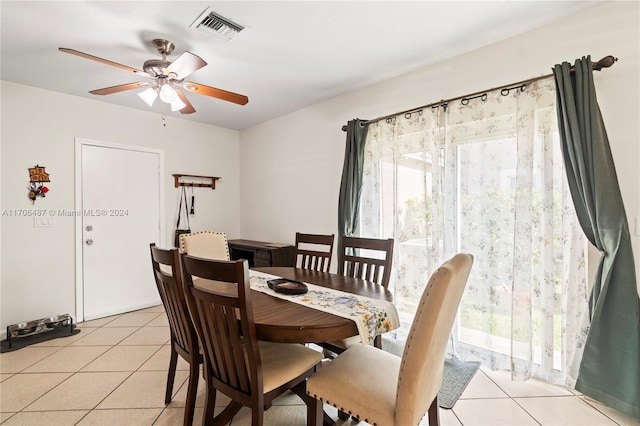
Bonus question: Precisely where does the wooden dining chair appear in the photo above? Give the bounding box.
[307,253,474,426]
[294,232,335,272]
[338,236,394,289]
[179,231,230,260]
[321,235,395,355]
[149,243,202,426]
[180,254,324,426]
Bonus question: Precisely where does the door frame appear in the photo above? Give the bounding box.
[74,138,165,322]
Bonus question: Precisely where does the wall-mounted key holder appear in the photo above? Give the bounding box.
[172,174,220,190]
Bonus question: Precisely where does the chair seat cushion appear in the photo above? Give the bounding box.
[259,341,323,393]
[307,344,400,426]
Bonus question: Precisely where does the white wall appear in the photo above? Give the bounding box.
[239,1,640,289]
[0,81,240,333]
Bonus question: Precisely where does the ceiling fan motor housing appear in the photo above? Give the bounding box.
[143,59,176,79]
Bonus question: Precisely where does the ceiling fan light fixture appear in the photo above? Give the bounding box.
[170,98,187,112]
[159,84,178,103]
[138,87,158,107]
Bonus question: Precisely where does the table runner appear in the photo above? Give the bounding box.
[249,271,400,345]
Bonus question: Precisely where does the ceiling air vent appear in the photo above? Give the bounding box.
[191,8,244,40]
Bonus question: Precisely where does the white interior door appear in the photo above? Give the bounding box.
[77,140,163,320]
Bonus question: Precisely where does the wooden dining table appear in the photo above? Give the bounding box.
[193,266,395,426]
[249,266,394,344]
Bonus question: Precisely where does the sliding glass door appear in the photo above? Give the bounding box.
[360,79,589,384]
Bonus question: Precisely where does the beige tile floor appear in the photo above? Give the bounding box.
[1,305,638,426]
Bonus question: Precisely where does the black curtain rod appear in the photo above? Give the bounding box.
[341,55,617,131]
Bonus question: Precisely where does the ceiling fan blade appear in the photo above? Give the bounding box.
[59,47,150,77]
[174,89,196,114]
[166,52,207,80]
[183,82,249,105]
[89,82,150,95]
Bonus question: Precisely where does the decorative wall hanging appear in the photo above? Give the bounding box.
[28,165,50,203]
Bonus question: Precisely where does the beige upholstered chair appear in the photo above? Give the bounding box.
[307,253,474,426]
[179,230,230,260]
[149,244,202,426]
[294,232,335,272]
[180,254,324,426]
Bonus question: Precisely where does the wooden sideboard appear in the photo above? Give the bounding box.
[228,239,295,268]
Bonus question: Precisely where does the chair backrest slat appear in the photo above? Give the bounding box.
[338,236,394,288]
[294,233,334,272]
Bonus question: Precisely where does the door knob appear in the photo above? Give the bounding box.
[85,238,94,246]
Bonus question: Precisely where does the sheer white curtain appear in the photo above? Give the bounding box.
[360,78,589,384]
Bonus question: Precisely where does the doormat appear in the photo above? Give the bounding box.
[439,357,481,408]
[381,335,480,409]
[1,325,81,353]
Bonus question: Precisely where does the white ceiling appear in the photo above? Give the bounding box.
[1,1,605,130]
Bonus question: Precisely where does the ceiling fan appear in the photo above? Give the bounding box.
[59,39,248,114]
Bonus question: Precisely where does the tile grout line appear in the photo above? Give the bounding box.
[509,396,544,426]
[577,396,624,426]
[3,345,66,375]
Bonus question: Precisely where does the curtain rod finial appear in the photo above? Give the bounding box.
[594,55,617,71]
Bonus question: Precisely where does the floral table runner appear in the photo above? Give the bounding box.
[250,270,400,345]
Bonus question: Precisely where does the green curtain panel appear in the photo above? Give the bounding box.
[553,56,640,418]
[337,119,369,254]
